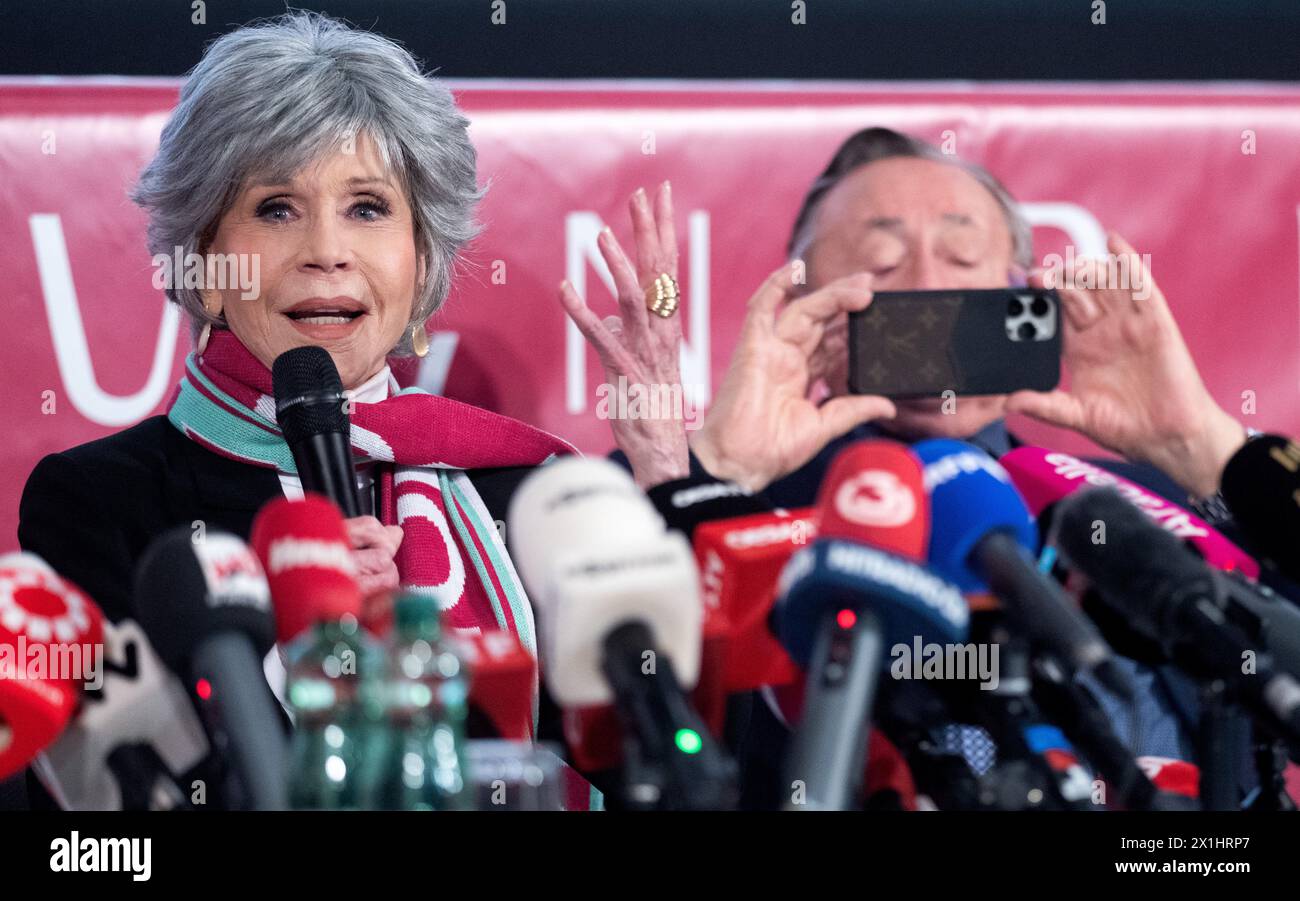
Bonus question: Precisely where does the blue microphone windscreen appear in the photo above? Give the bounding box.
[913,439,1037,592]
[775,539,968,667]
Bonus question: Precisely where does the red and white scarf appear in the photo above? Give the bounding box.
[167,329,576,655]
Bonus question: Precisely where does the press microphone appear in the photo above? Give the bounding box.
[252,494,541,740]
[691,508,815,693]
[1054,487,1300,751]
[1215,571,1300,682]
[250,493,363,645]
[25,553,213,811]
[1138,756,1200,800]
[1220,434,1300,580]
[509,457,736,810]
[916,440,1134,700]
[775,440,966,810]
[1001,446,1260,578]
[134,528,288,810]
[0,558,104,780]
[272,346,362,519]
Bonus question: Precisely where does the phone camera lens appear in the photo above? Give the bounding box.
[1030,296,1050,317]
[1008,297,1025,317]
[1017,321,1037,341]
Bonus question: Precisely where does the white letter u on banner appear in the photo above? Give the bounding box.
[29,213,181,427]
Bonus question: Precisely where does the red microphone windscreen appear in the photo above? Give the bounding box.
[0,561,105,779]
[250,493,362,644]
[445,630,536,742]
[814,439,930,560]
[693,508,814,693]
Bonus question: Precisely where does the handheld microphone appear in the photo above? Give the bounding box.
[509,457,736,810]
[272,346,363,519]
[1220,434,1300,580]
[916,440,1133,700]
[134,529,288,810]
[775,440,964,810]
[1054,488,1300,752]
[0,559,104,779]
[1001,446,1259,578]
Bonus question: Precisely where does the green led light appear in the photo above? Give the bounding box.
[675,728,703,755]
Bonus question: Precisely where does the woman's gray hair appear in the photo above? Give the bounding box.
[132,10,482,353]
[787,127,1033,274]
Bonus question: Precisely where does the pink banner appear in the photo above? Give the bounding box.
[3,80,1300,548]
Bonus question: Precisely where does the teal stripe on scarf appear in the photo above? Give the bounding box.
[447,477,536,656]
[440,473,510,633]
[446,475,542,736]
[168,355,298,473]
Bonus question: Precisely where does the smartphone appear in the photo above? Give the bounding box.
[847,288,1062,398]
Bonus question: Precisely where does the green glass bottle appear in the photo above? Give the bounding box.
[284,613,385,810]
[376,594,471,811]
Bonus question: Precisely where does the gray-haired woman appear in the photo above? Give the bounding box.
[16,12,681,808]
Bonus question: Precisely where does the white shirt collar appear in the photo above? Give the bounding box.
[346,364,395,405]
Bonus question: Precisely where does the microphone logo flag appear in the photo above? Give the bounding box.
[833,469,917,529]
[0,567,98,645]
[192,533,271,613]
[265,536,356,577]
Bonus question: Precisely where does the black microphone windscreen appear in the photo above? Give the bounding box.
[133,528,276,673]
[1054,487,1210,634]
[272,346,348,445]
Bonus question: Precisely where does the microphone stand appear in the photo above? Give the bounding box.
[1196,681,1241,811]
[1245,737,1297,811]
[601,622,738,811]
[954,625,1094,811]
[1029,654,1197,810]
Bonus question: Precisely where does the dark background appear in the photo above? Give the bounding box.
[1,0,1299,81]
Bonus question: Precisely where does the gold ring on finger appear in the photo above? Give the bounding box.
[645,273,680,318]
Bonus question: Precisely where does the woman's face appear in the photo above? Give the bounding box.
[205,133,425,390]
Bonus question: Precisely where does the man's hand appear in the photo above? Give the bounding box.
[559,182,691,489]
[690,265,897,492]
[1005,232,1245,497]
[343,516,403,598]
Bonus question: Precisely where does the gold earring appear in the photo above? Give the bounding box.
[196,322,212,355]
[411,323,430,358]
[196,292,223,356]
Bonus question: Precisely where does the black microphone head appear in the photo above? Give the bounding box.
[134,528,276,674]
[271,346,349,445]
[1053,487,1211,637]
[1221,434,1300,567]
